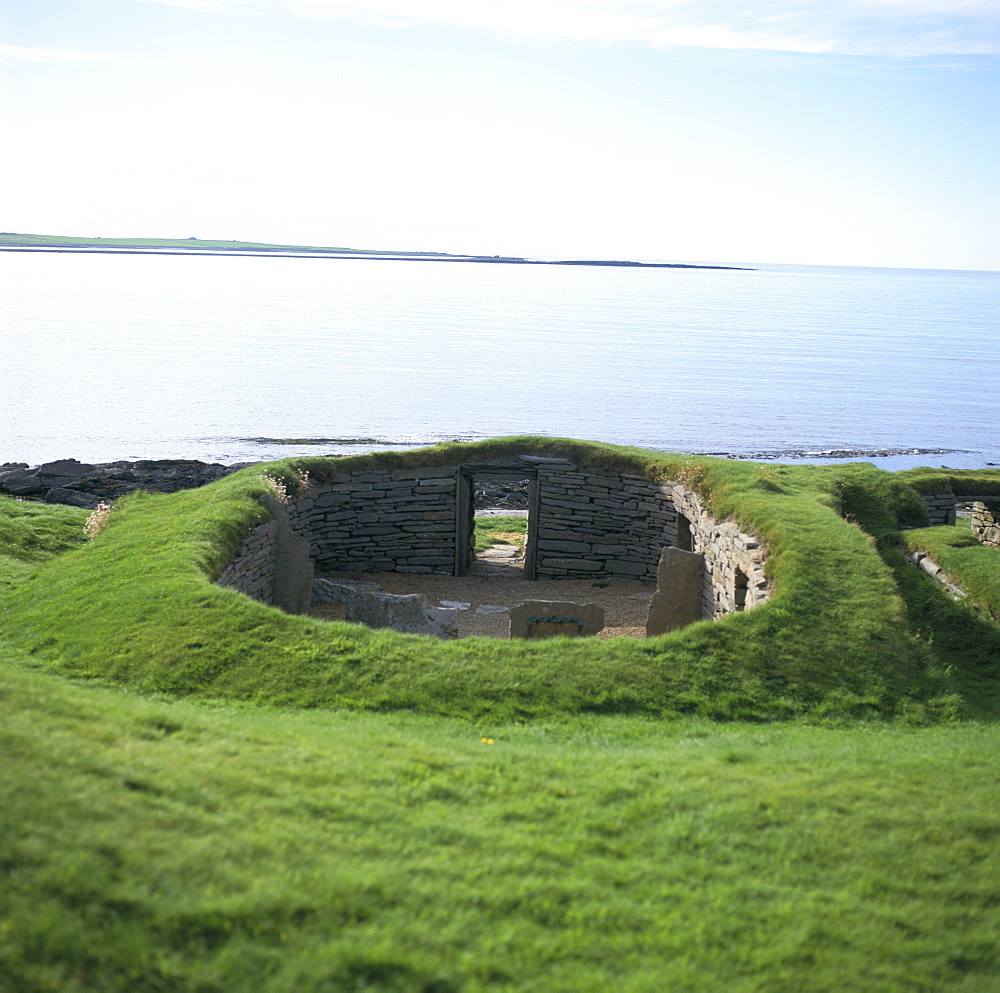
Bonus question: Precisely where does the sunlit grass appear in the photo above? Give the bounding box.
[2,656,998,992]
[474,515,527,552]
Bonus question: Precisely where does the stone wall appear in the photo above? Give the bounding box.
[217,517,278,603]
[918,493,1000,549]
[216,495,313,613]
[971,502,1000,549]
[920,493,959,526]
[289,466,459,575]
[533,466,678,582]
[661,482,771,618]
[217,456,772,626]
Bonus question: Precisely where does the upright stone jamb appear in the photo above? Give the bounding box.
[645,547,705,635]
[260,494,314,614]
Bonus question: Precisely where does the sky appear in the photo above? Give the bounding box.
[2,0,999,269]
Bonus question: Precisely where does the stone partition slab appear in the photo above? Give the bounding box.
[646,548,705,635]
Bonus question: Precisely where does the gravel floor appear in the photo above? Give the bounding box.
[309,546,655,639]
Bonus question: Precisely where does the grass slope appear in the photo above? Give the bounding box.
[0,439,959,721]
[3,659,1000,993]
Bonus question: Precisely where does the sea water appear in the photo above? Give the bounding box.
[1,250,997,469]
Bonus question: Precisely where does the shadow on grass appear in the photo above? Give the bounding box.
[883,545,1000,719]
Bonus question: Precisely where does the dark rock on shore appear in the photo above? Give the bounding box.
[475,479,530,510]
[0,458,256,509]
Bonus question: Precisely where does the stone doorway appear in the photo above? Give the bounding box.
[455,464,539,579]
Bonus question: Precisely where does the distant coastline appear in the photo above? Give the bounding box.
[0,233,749,270]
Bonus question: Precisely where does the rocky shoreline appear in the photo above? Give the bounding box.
[4,448,989,511]
[0,458,254,509]
[0,458,535,511]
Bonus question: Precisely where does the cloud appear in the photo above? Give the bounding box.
[0,44,240,68]
[268,0,1000,58]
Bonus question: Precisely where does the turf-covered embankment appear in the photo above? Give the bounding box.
[886,468,1000,715]
[0,438,957,721]
[2,461,1000,990]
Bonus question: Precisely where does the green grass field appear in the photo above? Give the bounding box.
[2,439,999,990]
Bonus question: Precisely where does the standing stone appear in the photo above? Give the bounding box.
[645,547,705,635]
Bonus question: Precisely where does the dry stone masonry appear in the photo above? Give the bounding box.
[917,492,1000,549]
[289,466,458,574]
[216,495,313,614]
[532,463,678,581]
[661,481,771,618]
[971,502,1000,549]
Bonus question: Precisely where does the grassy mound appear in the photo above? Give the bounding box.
[1,438,980,722]
[3,452,1000,991]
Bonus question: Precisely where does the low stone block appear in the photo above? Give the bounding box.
[424,606,459,639]
[345,590,457,637]
[508,600,604,639]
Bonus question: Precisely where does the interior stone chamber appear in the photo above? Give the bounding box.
[219,454,772,626]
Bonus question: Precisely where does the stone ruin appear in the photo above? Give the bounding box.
[918,492,1000,548]
[970,502,1000,549]
[217,454,773,638]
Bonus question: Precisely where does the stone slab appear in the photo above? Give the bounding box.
[508,600,604,639]
[345,590,457,637]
